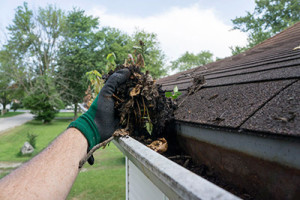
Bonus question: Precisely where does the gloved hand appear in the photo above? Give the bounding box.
[68,68,130,165]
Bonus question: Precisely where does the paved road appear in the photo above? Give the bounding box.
[0,113,34,134]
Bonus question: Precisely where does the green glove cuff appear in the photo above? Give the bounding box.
[68,97,101,150]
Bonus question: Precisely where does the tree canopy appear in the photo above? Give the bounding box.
[131,30,166,79]
[1,2,167,122]
[56,9,101,118]
[4,2,66,122]
[169,51,213,72]
[231,0,300,55]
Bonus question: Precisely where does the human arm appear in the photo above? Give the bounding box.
[0,128,87,200]
[0,68,130,199]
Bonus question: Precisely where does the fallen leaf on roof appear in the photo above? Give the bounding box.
[293,45,300,50]
[273,116,288,122]
[209,94,219,100]
[272,112,296,123]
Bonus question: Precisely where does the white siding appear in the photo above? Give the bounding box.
[127,158,168,200]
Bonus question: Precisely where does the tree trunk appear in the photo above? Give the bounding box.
[2,101,7,116]
[74,103,78,120]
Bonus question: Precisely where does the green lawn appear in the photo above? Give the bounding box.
[0,112,23,118]
[0,118,126,199]
[55,112,82,118]
[67,144,126,200]
[0,172,9,179]
[0,119,69,161]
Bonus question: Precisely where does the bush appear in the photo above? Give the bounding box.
[11,102,22,112]
[23,75,64,123]
[27,133,38,148]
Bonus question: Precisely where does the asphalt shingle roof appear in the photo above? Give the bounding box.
[157,22,300,137]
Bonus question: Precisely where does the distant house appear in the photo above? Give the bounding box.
[115,22,300,200]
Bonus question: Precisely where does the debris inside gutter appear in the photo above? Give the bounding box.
[162,143,255,200]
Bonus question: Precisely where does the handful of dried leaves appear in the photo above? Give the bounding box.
[103,64,175,153]
[81,51,177,166]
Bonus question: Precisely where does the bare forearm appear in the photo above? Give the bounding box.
[0,128,87,200]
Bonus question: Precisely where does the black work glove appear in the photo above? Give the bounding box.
[68,69,130,165]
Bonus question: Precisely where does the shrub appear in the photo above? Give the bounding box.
[23,75,64,123]
[11,102,22,112]
[27,133,38,148]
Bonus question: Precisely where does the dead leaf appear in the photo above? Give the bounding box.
[113,129,129,137]
[130,84,142,97]
[133,72,142,79]
[293,45,300,50]
[145,138,152,143]
[147,138,168,153]
[209,94,219,100]
[136,54,145,68]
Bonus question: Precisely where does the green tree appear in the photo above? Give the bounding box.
[5,2,65,123]
[169,51,214,72]
[0,50,24,115]
[97,28,167,79]
[231,0,300,55]
[98,27,133,69]
[132,30,166,79]
[0,69,12,115]
[57,9,101,119]
[23,75,64,123]
[7,2,65,75]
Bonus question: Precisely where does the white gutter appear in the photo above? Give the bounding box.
[113,136,240,200]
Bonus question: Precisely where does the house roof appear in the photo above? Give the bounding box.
[157,22,300,137]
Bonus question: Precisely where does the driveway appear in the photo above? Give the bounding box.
[0,113,34,134]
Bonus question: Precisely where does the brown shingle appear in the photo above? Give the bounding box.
[158,22,300,136]
[241,80,300,136]
[175,80,294,128]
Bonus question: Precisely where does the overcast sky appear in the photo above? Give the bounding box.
[0,0,255,63]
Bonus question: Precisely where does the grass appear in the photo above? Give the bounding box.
[67,144,126,200]
[0,112,23,118]
[0,119,70,162]
[0,118,126,199]
[0,171,10,179]
[55,112,82,118]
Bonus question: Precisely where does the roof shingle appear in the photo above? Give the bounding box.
[157,22,300,136]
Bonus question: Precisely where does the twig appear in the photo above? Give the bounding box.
[168,155,191,159]
[79,129,129,168]
[135,99,141,118]
[183,159,190,168]
[79,136,114,168]
[112,94,124,103]
[142,97,146,116]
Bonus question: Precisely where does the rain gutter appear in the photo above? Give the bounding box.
[113,136,240,200]
[80,105,239,199]
[176,122,300,170]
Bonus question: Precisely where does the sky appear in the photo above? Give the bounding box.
[0,0,256,63]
